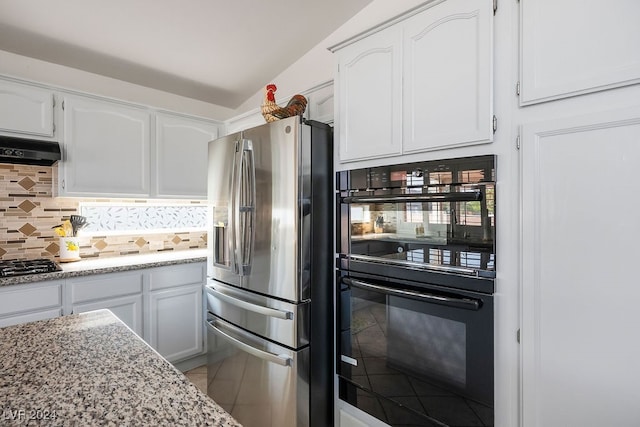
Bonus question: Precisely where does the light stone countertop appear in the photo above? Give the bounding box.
[0,309,240,426]
[0,249,208,287]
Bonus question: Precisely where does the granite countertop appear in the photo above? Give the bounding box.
[0,309,240,426]
[0,249,207,287]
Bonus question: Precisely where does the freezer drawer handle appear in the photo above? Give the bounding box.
[342,277,481,311]
[207,320,292,367]
[207,286,293,320]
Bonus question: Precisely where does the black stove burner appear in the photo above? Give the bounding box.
[0,258,62,277]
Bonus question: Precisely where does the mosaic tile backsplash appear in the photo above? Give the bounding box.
[80,204,207,233]
[0,164,207,261]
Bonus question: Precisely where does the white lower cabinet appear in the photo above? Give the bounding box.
[73,294,144,336]
[146,263,204,362]
[0,281,63,328]
[147,284,203,362]
[0,262,205,365]
[68,271,145,336]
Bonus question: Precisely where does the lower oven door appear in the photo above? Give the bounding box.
[338,274,494,427]
[207,315,309,427]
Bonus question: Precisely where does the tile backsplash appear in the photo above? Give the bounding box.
[0,164,207,261]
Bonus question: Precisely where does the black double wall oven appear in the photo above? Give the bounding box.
[337,155,496,427]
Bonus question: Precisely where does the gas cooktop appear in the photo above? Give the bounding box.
[0,258,62,277]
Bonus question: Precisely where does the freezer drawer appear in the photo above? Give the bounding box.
[207,315,309,427]
[206,280,309,349]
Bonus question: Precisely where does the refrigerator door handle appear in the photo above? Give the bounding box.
[227,139,242,275]
[206,319,293,367]
[207,286,294,320]
[234,139,255,276]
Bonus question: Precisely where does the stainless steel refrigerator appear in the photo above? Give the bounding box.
[205,116,333,427]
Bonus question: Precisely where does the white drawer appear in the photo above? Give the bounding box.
[0,282,63,316]
[148,263,204,291]
[70,272,144,303]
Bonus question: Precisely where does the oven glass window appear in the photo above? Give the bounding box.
[342,156,496,275]
[339,283,494,427]
[348,186,495,272]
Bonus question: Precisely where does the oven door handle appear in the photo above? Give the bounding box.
[341,191,482,204]
[343,277,481,311]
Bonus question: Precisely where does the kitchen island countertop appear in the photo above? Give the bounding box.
[0,309,240,426]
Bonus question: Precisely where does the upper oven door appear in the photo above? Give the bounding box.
[338,155,496,279]
[337,272,494,426]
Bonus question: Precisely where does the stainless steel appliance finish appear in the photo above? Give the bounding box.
[206,281,309,349]
[206,116,333,427]
[207,315,309,427]
[208,117,312,303]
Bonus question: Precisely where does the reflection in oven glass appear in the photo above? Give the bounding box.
[381,248,495,271]
[347,293,494,427]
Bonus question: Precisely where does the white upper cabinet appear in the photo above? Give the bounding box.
[333,0,494,164]
[403,0,493,152]
[59,94,220,199]
[520,0,640,105]
[0,79,55,138]
[154,113,218,199]
[336,25,403,162]
[61,95,151,197]
[305,82,335,124]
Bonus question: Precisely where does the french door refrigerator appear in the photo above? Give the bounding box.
[205,116,333,427]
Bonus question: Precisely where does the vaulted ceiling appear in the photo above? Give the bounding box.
[0,0,371,108]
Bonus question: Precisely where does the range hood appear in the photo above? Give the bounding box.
[0,135,61,166]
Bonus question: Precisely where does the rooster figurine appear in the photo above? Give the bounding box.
[261,84,308,123]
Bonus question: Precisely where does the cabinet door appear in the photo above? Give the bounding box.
[520,1,640,104]
[305,82,334,124]
[521,108,640,427]
[0,79,54,137]
[225,112,265,135]
[147,284,203,362]
[336,26,402,162]
[62,95,150,197]
[403,0,493,153]
[0,281,63,327]
[154,113,219,199]
[73,295,144,337]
